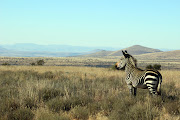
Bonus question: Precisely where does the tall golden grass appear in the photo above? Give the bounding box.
[0,66,179,120]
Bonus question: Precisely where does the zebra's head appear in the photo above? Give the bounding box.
[115,50,137,70]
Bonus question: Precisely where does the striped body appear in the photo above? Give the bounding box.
[116,50,162,96]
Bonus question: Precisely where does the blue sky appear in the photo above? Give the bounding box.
[0,0,180,49]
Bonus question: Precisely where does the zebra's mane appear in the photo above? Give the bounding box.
[129,55,144,71]
[128,55,137,67]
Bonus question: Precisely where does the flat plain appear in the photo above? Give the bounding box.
[0,56,180,70]
[0,64,179,120]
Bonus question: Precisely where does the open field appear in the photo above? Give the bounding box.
[1,56,180,70]
[0,66,179,120]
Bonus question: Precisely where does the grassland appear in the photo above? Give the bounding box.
[1,56,180,70]
[0,66,179,120]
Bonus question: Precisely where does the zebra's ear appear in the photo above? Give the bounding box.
[122,50,129,58]
[122,50,126,56]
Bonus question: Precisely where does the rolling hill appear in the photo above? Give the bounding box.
[135,50,180,60]
[109,45,162,56]
[80,50,113,57]
[81,45,162,57]
[0,44,178,58]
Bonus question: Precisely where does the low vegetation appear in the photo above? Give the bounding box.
[146,64,161,70]
[1,62,10,66]
[0,56,180,69]
[0,66,179,120]
[30,59,45,66]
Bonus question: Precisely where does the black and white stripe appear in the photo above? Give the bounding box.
[144,70,162,95]
[116,50,162,96]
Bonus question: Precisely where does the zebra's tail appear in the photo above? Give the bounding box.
[157,75,162,95]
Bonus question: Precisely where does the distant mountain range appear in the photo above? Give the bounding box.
[1,43,120,52]
[0,43,122,57]
[0,43,178,57]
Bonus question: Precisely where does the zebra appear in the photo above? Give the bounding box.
[115,50,162,96]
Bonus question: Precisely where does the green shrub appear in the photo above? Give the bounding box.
[146,64,153,69]
[109,96,161,120]
[47,97,72,112]
[23,97,38,109]
[71,106,89,120]
[70,95,93,107]
[146,64,161,70]
[163,101,180,115]
[127,102,159,120]
[7,108,34,120]
[37,60,45,66]
[38,88,64,102]
[153,64,161,70]
[0,98,20,117]
[87,102,101,115]
[30,62,36,66]
[100,96,117,116]
[108,95,138,120]
[47,94,93,112]
[148,96,163,108]
[2,62,10,66]
[37,110,70,120]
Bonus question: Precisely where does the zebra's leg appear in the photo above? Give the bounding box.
[147,86,158,96]
[133,87,137,96]
[127,84,133,96]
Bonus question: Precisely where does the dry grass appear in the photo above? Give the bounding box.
[0,66,179,120]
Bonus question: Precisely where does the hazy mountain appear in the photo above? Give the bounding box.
[0,50,81,57]
[81,45,162,57]
[109,45,162,56]
[2,43,121,53]
[0,46,7,52]
[0,43,119,57]
[135,50,180,60]
[80,50,113,57]
[0,44,175,57]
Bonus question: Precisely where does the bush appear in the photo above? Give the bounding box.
[2,62,10,66]
[146,64,161,70]
[6,99,20,112]
[30,62,36,66]
[146,64,153,69]
[47,95,93,112]
[87,102,101,115]
[153,64,161,70]
[0,98,20,117]
[36,109,70,120]
[38,88,64,102]
[7,108,34,120]
[37,60,45,66]
[23,97,38,109]
[71,106,89,120]
[70,95,93,107]
[128,102,159,120]
[163,101,180,115]
[109,96,136,120]
[47,97,72,112]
